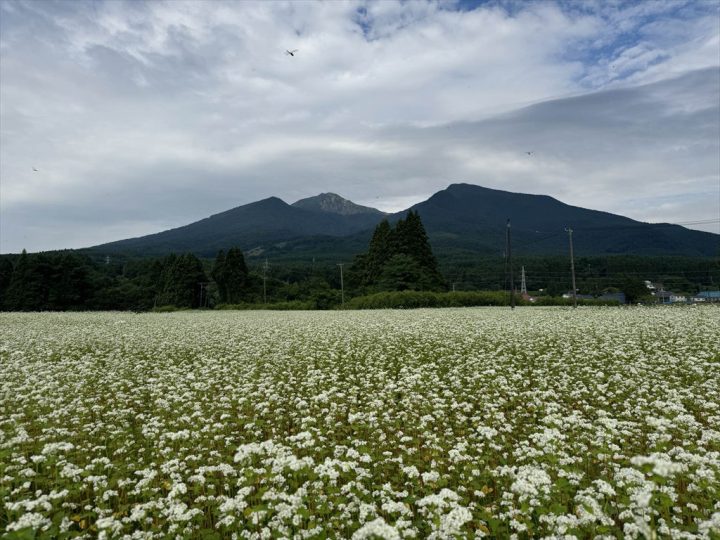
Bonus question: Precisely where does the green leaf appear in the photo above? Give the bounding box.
[3,529,37,540]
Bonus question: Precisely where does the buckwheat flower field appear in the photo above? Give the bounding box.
[1,308,719,539]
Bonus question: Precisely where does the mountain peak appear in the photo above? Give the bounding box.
[292,192,386,216]
[258,196,287,205]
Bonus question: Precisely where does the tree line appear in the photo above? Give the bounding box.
[1,211,718,311]
[0,248,341,311]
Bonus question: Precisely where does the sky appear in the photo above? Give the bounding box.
[1,0,719,253]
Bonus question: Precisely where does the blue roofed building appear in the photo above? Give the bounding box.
[692,291,720,303]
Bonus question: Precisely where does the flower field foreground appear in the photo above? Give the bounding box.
[1,307,719,539]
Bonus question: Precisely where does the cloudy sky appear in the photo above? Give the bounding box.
[1,0,718,253]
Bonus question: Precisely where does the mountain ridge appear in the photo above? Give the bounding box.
[397,183,717,257]
[87,183,719,258]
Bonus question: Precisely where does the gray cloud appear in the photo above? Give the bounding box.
[1,0,718,253]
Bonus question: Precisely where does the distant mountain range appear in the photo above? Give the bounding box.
[89,184,719,260]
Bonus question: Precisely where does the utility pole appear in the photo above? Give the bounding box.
[520,266,527,295]
[566,228,577,308]
[506,219,515,310]
[337,263,345,308]
[262,258,269,305]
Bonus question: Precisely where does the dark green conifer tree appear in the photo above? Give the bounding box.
[364,219,392,285]
[0,258,14,302]
[48,253,92,309]
[211,247,248,304]
[351,211,445,292]
[211,250,227,302]
[3,250,45,310]
[223,247,249,303]
[156,253,178,306]
[157,253,206,308]
[378,254,424,291]
[402,210,445,289]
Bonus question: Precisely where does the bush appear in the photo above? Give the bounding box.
[533,296,621,306]
[344,291,622,309]
[152,305,190,312]
[211,293,621,311]
[345,290,517,309]
[215,300,315,311]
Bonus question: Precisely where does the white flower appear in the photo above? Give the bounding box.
[352,517,401,540]
[6,512,52,532]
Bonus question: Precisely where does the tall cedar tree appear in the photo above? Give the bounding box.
[48,253,92,309]
[397,210,445,289]
[363,219,392,285]
[157,253,207,308]
[212,247,249,303]
[352,211,445,291]
[211,250,227,301]
[378,254,425,291]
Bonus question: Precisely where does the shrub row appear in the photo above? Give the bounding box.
[345,291,621,309]
[215,300,316,311]
[162,293,621,311]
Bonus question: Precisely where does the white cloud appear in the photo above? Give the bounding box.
[0,0,718,252]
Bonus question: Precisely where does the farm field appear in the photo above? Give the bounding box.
[1,307,719,539]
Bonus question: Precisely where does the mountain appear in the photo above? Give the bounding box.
[397,183,719,257]
[292,193,386,216]
[94,195,385,257]
[88,184,719,259]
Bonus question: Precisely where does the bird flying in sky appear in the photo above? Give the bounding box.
[525,151,534,156]
[32,167,38,171]
[285,49,298,56]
